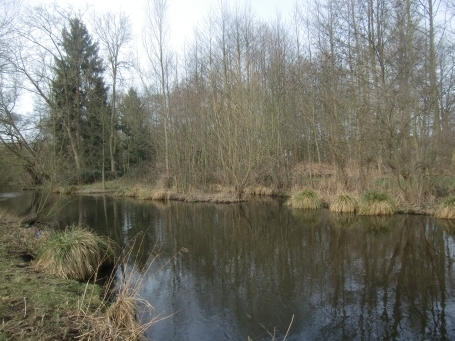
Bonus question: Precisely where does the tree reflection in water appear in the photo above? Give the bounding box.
[1,191,454,340]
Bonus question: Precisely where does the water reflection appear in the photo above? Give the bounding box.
[0,190,454,340]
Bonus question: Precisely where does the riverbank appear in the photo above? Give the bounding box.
[0,209,156,341]
[59,179,282,204]
[0,211,105,340]
[59,179,438,216]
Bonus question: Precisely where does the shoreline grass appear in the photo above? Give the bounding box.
[357,191,395,216]
[0,211,102,340]
[35,225,116,281]
[0,209,161,341]
[330,194,358,213]
[33,172,449,215]
[286,189,322,209]
[434,196,455,219]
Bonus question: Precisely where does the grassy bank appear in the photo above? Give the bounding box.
[68,179,282,204]
[65,178,439,215]
[0,211,101,340]
[0,210,156,340]
[47,168,455,217]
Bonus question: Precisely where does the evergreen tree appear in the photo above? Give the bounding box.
[118,88,153,172]
[51,18,108,178]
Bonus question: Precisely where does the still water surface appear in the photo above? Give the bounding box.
[1,188,455,340]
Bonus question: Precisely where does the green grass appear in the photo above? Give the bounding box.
[357,191,395,216]
[434,196,455,219]
[330,194,358,213]
[0,211,103,341]
[35,226,116,281]
[0,209,162,341]
[286,189,322,209]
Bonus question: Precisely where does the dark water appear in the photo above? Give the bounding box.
[1,188,455,341]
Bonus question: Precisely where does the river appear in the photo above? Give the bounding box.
[1,187,455,340]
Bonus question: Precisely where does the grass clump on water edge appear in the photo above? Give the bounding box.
[434,196,455,219]
[0,210,168,340]
[35,225,116,280]
[286,189,322,209]
[330,194,358,213]
[357,191,395,216]
[77,237,177,341]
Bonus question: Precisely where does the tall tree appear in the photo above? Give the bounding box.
[92,10,133,175]
[118,87,153,172]
[51,18,108,178]
[143,0,172,178]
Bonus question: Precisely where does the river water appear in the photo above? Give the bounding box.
[1,187,455,340]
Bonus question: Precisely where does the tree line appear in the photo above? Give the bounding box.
[0,0,454,200]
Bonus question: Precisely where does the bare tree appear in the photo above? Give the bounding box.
[92,10,133,175]
[0,0,50,184]
[143,0,172,179]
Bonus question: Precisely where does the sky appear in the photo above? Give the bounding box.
[18,0,296,114]
[25,0,297,51]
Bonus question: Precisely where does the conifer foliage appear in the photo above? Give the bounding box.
[51,18,108,179]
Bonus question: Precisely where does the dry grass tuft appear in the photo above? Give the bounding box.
[151,189,169,200]
[34,226,116,280]
[244,186,276,197]
[286,189,322,209]
[114,186,138,197]
[434,196,455,219]
[105,293,141,335]
[76,237,174,341]
[0,208,21,225]
[114,185,169,201]
[330,194,358,213]
[357,191,395,216]
[134,185,152,200]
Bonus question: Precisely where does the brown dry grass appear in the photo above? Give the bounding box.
[357,191,395,216]
[286,189,322,209]
[34,226,116,280]
[434,196,455,219]
[113,184,170,201]
[0,211,172,341]
[330,194,358,213]
[76,236,178,341]
[244,186,276,197]
[151,189,169,200]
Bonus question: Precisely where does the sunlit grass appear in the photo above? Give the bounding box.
[35,226,116,280]
[434,196,455,219]
[286,189,322,209]
[357,191,395,216]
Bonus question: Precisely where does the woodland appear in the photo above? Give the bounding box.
[0,0,455,203]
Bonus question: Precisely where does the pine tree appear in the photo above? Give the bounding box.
[51,18,108,179]
[118,88,153,172]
